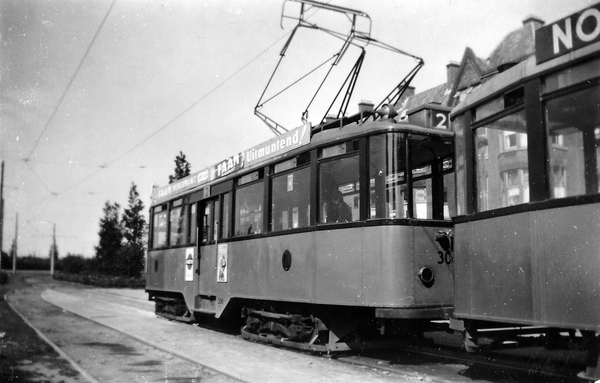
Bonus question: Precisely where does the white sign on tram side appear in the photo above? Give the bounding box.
[152,124,310,204]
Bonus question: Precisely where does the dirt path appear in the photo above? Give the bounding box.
[1,272,238,383]
[0,272,84,382]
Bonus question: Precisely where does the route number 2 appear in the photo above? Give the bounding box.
[434,112,448,129]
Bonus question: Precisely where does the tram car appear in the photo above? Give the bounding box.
[146,107,455,352]
[449,3,600,379]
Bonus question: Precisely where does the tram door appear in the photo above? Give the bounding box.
[199,198,219,295]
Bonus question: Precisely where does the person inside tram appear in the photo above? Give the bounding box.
[329,189,352,223]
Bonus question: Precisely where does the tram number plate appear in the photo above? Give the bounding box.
[437,251,453,264]
[217,298,224,305]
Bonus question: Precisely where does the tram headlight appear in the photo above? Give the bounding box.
[418,267,435,288]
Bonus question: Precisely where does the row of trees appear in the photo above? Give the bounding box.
[95,183,147,277]
[93,152,191,278]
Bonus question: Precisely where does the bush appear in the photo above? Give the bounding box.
[0,272,8,284]
[17,256,50,271]
[53,271,145,288]
[59,254,97,274]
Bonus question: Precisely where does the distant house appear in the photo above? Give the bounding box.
[397,16,545,121]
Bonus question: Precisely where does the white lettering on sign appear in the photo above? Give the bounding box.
[553,18,573,53]
[245,124,309,165]
[536,4,600,64]
[551,6,600,55]
[214,153,243,178]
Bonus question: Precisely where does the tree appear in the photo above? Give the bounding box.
[48,242,59,262]
[95,201,123,275]
[168,151,191,184]
[120,183,147,277]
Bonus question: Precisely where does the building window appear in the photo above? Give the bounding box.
[474,110,529,212]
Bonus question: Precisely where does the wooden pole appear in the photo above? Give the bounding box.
[12,213,17,275]
[0,160,4,271]
[50,223,55,275]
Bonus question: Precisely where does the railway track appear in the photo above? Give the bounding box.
[9,274,589,383]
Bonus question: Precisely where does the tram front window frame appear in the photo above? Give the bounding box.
[368,132,454,220]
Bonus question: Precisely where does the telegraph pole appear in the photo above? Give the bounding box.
[50,223,55,275]
[0,160,4,271]
[12,213,17,275]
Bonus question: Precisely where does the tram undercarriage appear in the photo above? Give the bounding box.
[451,319,600,380]
[240,303,448,353]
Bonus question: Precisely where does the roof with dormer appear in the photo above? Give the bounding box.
[396,16,544,112]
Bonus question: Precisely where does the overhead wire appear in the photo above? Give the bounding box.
[15,2,328,208]
[25,0,118,160]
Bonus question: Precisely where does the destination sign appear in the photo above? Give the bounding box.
[536,3,600,64]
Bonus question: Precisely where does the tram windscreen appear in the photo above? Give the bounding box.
[369,133,453,220]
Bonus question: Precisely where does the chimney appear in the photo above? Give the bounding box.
[403,86,415,98]
[523,16,544,37]
[446,62,459,88]
[358,101,374,114]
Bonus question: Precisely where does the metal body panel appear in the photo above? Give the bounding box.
[146,247,197,306]
[411,225,455,306]
[454,203,600,331]
[148,223,454,319]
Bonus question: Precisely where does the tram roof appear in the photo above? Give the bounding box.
[150,119,453,207]
[452,40,600,117]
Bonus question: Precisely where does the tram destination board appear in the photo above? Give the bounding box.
[535,2,600,64]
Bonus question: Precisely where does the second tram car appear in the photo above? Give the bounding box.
[146,111,455,352]
[449,3,600,379]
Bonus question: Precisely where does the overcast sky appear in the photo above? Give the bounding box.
[0,0,594,258]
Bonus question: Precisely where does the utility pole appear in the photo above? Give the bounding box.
[50,223,55,275]
[0,160,4,271]
[12,213,17,275]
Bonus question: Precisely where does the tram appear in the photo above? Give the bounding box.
[449,3,600,379]
[146,110,455,352]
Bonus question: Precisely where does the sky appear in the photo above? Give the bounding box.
[0,0,595,258]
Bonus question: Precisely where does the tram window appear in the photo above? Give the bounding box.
[545,84,600,198]
[235,182,263,236]
[474,109,529,211]
[239,170,261,185]
[188,203,197,244]
[453,115,467,216]
[543,57,600,93]
[369,133,408,219]
[271,166,310,231]
[319,155,360,223]
[169,199,186,246]
[152,205,168,248]
[413,184,431,219]
[202,203,211,243]
[221,193,231,239]
[443,172,456,219]
[474,87,523,121]
[319,140,359,159]
[410,136,445,220]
